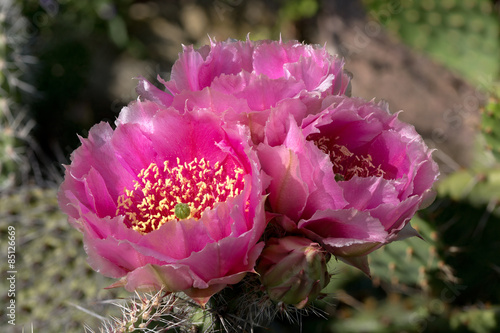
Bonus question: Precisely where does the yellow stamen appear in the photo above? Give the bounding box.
[116,157,245,234]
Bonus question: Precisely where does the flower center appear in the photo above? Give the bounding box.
[309,135,385,181]
[116,157,245,234]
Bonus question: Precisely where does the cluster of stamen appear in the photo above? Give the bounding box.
[116,157,245,234]
[310,135,385,181]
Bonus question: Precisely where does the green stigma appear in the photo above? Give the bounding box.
[174,203,191,219]
[335,173,345,182]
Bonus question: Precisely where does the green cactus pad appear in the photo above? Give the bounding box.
[437,168,500,215]
[368,215,444,289]
[482,93,500,161]
[362,0,500,85]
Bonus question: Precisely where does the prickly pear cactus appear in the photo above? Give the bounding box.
[481,91,500,161]
[438,168,500,215]
[321,153,500,332]
[0,0,35,190]
[322,211,451,293]
[322,196,500,333]
[362,0,500,84]
[336,172,500,332]
[368,215,446,291]
[0,187,127,332]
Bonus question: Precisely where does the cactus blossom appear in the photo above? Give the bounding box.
[58,100,267,305]
[256,236,330,309]
[257,96,439,274]
[136,38,351,143]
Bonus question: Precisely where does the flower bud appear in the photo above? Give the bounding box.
[256,236,330,309]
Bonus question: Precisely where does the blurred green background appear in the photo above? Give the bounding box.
[1,0,500,332]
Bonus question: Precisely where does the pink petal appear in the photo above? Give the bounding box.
[167,44,206,92]
[210,72,305,111]
[135,76,173,107]
[257,144,309,221]
[298,209,388,246]
[68,122,135,200]
[116,263,204,292]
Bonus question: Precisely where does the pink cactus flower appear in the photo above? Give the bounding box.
[257,96,439,274]
[136,38,351,143]
[58,101,267,305]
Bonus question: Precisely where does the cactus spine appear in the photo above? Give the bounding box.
[0,0,36,191]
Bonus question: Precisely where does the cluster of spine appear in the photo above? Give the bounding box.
[96,290,206,333]
[0,0,36,190]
